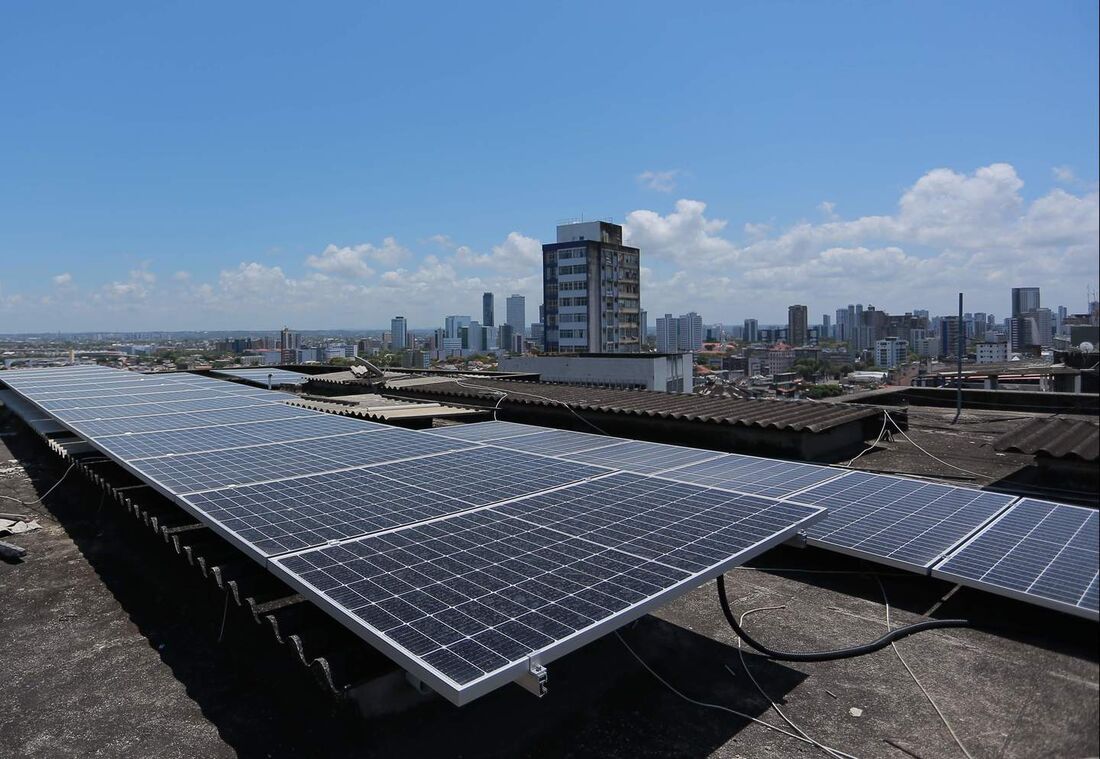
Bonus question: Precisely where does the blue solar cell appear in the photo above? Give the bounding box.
[424,421,548,442]
[560,440,725,475]
[933,498,1099,620]
[790,471,1015,572]
[484,429,627,457]
[657,453,843,499]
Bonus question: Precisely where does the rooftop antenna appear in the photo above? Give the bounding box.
[953,292,963,424]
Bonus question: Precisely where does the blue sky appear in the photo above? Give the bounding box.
[1,1,1097,331]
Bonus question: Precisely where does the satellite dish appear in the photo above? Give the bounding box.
[1080,341,1095,352]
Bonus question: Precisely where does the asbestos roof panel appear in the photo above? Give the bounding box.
[382,377,882,433]
[994,415,1100,462]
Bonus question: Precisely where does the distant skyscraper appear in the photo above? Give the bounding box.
[482,292,495,327]
[542,220,641,353]
[390,316,408,350]
[743,318,759,343]
[1011,287,1040,316]
[444,315,471,339]
[788,304,809,346]
[655,314,677,353]
[940,315,962,358]
[279,326,300,351]
[655,312,702,352]
[505,294,526,336]
[639,309,649,343]
[822,314,831,340]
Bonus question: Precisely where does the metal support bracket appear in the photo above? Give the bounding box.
[404,671,433,695]
[516,662,548,698]
[783,530,808,548]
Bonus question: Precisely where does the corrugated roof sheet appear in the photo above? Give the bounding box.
[382,377,882,433]
[994,415,1100,462]
[286,397,482,422]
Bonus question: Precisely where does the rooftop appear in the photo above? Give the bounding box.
[2,370,1097,758]
[2,421,1096,758]
[382,376,883,434]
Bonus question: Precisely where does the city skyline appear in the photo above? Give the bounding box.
[1,3,1098,331]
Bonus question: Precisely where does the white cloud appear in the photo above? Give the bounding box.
[453,232,542,272]
[305,237,410,277]
[1053,165,1076,184]
[3,163,1095,331]
[637,169,680,193]
[626,163,1098,319]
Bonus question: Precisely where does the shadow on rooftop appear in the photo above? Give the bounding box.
[3,419,806,759]
[743,544,1098,664]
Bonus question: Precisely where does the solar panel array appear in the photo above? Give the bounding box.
[933,499,1099,620]
[5,371,1094,701]
[1,366,826,704]
[428,422,1092,602]
[429,421,840,494]
[211,368,314,386]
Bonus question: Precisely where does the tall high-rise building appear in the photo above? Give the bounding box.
[655,312,703,353]
[822,314,831,340]
[940,315,962,358]
[787,304,809,346]
[639,309,648,344]
[1011,287,1040,316]
[505,294,526,336]
[279,326,300,351]
[1014,308,1053,349]
[482,292,495,327]
[390,316,408,350]
[743,318,759,343]
[542,220,641,353]
[444,315,471,339]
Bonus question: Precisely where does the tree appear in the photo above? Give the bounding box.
[804,384,844,399]
[792,359,826,381]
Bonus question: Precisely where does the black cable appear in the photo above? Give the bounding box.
[716,574,971,662]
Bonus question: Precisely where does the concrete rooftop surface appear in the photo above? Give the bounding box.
[1,418,1098,759]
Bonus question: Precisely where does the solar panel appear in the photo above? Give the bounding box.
[559,439,725,475]
[424,421,548,442]
[93,416,386,460]
[788,471,1016,572]
[38,389,218,410]
[270,473,824,704]
[58,396,278,422]
[185,450,607,557]
[932,498,1099,620]
[484,429,628,457]
[492,473,822,572]
[127,428,474,495]
[658,453,844,499]
[64,404,316,437]
[354,447,610,504]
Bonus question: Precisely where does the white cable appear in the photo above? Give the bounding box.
[876,577,974,759]
[0,462,76,506]
[731,605,850,759]
[450,379,613,436]
[615,631,861,759]
[882,410,987,479]
[842,413,889,468]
